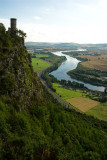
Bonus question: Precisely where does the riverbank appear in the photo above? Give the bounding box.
[37,63,73,109]
[67,63,107,87]
[32,54,70,108]
[50,51,105,92]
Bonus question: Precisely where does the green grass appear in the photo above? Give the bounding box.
[36,54,49,58]
[28,50,34,54]
[53,83,84,100]
[103,63,107,65]
[32,58,50,72]
[86,102,107,122]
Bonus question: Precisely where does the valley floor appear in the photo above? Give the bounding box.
[32,55,107,122]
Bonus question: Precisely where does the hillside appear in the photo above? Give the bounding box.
[0,23,107,160]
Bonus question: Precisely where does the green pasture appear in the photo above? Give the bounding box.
[86,102,107,122]
[103,63,107,65]
[27,50,34,54]
[36,54,49,58]
[53,83,84,100]
[32,58,50,72]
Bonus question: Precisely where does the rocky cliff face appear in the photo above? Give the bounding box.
[0,24,44,109]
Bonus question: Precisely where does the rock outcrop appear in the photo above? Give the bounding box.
[0,24,44,109]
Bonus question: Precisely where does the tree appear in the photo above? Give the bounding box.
[16,29,26,38]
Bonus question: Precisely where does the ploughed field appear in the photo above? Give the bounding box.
[66,97,99,112]
[76,54,107,71]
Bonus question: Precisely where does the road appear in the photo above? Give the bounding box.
[37,66,72,109]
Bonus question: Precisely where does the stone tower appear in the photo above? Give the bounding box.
[8,18,17,33]
[10,18,17,31]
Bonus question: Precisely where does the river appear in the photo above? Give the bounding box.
[50,50,105,92]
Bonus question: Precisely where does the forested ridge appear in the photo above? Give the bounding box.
[0,24,107,160]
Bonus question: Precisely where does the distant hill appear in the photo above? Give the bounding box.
[25,42,107,49]
[82,43,107,48]
[25,42,80,49]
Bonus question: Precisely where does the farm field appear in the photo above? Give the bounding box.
[76,55,107,71]
[52,83,85,100]
[66,97,99,112]
[86,102,107,122]
[32,58,50,72]
[36,54,49,58]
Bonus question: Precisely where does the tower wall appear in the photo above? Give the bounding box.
[10,18,17,31]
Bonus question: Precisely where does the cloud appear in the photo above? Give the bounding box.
[1,17,107,44]
[71,17,88,24]
[0,18,9,29]
[99,0,107,8]
[19,21,107,44]
[0,18,9,23]
[34,16,41,20]
[74,3,94,13]
[43,8,51,14]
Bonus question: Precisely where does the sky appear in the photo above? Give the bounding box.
[0,0,107,43]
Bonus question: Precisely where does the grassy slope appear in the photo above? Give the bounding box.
[86,102,107,122]
[32,58,50,72]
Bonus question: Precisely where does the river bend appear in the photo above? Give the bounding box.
[50,51,105,92]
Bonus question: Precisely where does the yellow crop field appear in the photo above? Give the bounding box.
[76,55,107,71]
[66,97,99,112]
